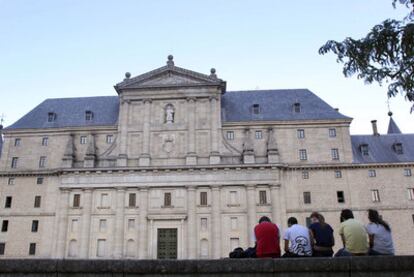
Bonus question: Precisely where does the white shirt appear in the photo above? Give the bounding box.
[283,224,312,256]
[366,223,394,255]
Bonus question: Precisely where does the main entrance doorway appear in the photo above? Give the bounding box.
[157,228,178,259]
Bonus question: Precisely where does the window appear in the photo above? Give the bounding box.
[303,192,311,204]
[1,220,8,232]
[201,218,208,232]
[297,129,305,139]
[31,220,39,232]
[164,192,172,207]
[331,148,340,160]
[335,170,342,178]
[11,157,18,168]
[360,144,369,156]
[71,219,79,232]
[14,138,21,146]
[68,240,78,257]
[259,190,267,204]
[337,191,345,203]
[128,193,136,207]
[47,112,56,122]
[73,194,81,207]
[128,219,135,230]
[404,168,412,177]
[34,196,41,208]
[252,104,260,114]
[36,177,44,185]
[408,188,414,200]
[106,135,113,144]
[293,102,301,113]
[299,149,307,160]
[0,243,4,255]
[99,219,107,232]
[42,137,48,146]
[85,111,93,121]
[5,197,12,208]
[368,169,376,177]
[200,239,208,258]
[200,192,208,206]
[229,191,238,205]
[371,190,380,202]
[80,136,87,144]
[305,217,312,227]
[231,217,238,230]
[29,243,36,255]
[96,239,106,257]
[100,193,109,207]
[393,143,403,154]
[226,131,234,140]
[8,178,15,185]
[329,128,337,138]
[255,130,262,139]
[39,156,46,168]
[302,171,309,179]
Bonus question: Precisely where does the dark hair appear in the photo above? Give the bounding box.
[310,212,326,227]
[287,217,298,225]
[259,216,271,224]
[340,209,354,222]
[368,209,391,232]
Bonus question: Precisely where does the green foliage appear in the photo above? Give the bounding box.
[319,1,414,111]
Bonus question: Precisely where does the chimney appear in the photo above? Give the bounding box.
[371,120,379,136]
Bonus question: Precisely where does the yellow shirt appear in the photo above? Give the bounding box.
[339,219,368,254]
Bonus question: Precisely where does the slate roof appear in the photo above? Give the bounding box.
[221,89,351,122]
[387,117,402,134]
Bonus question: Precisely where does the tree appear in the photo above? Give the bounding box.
[319,0,414,111]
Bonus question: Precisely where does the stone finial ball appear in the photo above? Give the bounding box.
[210,68,216,74]
[125,72,131,79]
[388,111,393,116]
[168,55,174,61]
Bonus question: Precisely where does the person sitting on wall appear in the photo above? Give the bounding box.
[308,212,335,257]
[282,217,312,257]
[254,216,281,258]
[366,209,395,256]
[335,209,368,256]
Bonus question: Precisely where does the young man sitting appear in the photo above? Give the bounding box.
[283,217,312,257]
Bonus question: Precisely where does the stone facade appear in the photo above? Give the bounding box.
[0,56,413,259]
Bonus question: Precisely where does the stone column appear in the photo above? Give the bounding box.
[186,97,197,165]
[140,99,152,166]
[114,188,126,258]
[117,99,129,166]
[211,186,221,258]
[55,189,70,257]
[209,96,220,164]
[138,188,149,259]
[246,185,257,246]
[187,187,197,258]
[270,183,282,229]
[79,189,93,258]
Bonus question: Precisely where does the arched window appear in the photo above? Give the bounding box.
[68,239,78,257]
[200,239,209,258]
[126,239,135,257]
[165,104,175,123]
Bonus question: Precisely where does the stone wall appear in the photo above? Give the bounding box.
[0,257,413,277]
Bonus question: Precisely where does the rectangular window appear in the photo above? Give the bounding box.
[255,130,262,139]
[39,156,46,168]
[1,220,8,232]
[200,192,208,206]
[34,196,41,208]
[36,177,44,185]
[297,129,305,139]
[128,193,136,207]
[259,190,267,204]
[201,218,208,231]
[100,193,109,207]
[337,191,345,203]
[371,190,380,202]
[226,131,234,140]
[71,219,78,232]
[31,220,39,232]
[361,144,369,156]
[41,137,48,146]
[299,149,307,160]
[11,157,18,168]
[14,138,21,146]
[128,219,135,230]
[5,197,12,208]
[404,169,412,177]
[335,170,342,178]
[164,192,172,207]
[85,111,93,121]
[29,243,36,255]
[8,178,15,185]
[48,112,56,122]
[329,128,337,138]
[368,169,376,177]
[231,217,238,230]
[331,148,340,160]
[302,171,309,179]
[99,219,107,232]
[252,104,260,114]
[73,194,81,207]
[303,192,311,204]
[97,239,106,257]
[408,188,414,201]
[0,243,4,255]
[230,191,238,205]
[106,135,113,144]
[80,136,87,144]
[394,143,403,154]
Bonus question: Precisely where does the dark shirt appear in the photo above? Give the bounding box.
[309,222,334,248]
[254,222,281,257]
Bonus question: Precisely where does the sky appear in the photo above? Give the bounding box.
[0,0,413,134]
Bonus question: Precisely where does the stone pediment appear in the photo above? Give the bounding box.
[114,55,226,93]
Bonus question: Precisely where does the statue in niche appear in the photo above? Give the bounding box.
[165,104,175,124]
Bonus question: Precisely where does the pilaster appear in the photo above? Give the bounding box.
[79,189,93,258]
[140,99,152,166]
[246,185,257,246]
[186,97,197,165]
[186,187,197,258]
[209,96,220,164]
[114,188,126,258]
[211,185,221,258]
[138,188,149,258]
[54,189,70,257]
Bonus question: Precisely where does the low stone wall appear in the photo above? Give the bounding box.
[0,256,413,277]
